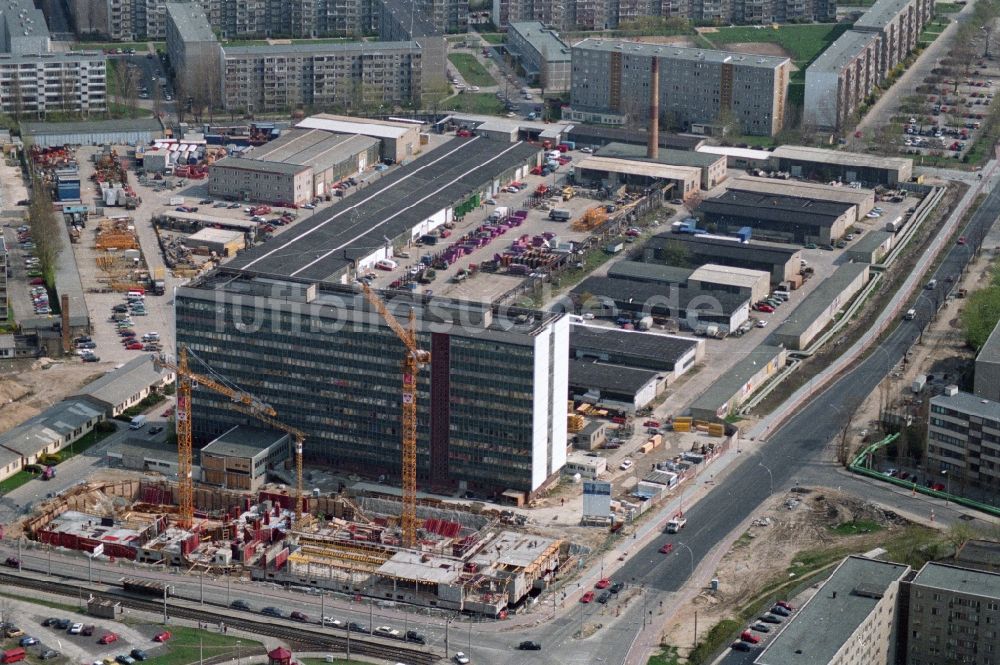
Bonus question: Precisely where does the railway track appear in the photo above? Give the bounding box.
[0,572,440,665]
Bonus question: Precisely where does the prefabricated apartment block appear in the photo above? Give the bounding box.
[506,22,572,91]
[567,39,791,137]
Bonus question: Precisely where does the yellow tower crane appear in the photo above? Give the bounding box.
[155,346,306,528]
[359,284,430,549]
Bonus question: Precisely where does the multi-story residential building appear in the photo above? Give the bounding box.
[377,0,447,92]
[0,237,7,322]
[752,556,910,665]
[165,3,220,106]
[0,52,107,117]
[1,0,50,55]
[568,39,790,137]
[506,22,571,91]
[219,40,424,114]
[175,270,569,498]
[927,386,1000,493]
[905,562,1000,665]
[492,0,834,30]
[974,319,1000,403]
[853,0,934,72]
[804,30,883,130]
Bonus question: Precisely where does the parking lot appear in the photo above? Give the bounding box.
[0,596,166,665]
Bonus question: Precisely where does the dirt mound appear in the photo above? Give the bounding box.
[632,35,699,47]
[721,42,794,60]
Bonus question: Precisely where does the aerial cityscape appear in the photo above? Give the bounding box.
[0,0,999,664]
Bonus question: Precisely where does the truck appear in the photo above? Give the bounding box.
[666,516,687,533]
[489,206,510,222]
[885,217,902,232]
[912,375,927,394]
[549,209,571,222]
[151,267,166,296]
[705,324,719,338]
[129,415,147,430]
[637,316,653,331]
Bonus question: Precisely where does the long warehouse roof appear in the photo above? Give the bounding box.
[229,137,540,281]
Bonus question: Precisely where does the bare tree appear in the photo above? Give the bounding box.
[28,172,63,288]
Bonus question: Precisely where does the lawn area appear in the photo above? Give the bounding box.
[447,53,496,87]
[142,626,263,665]
[701,23,850,70]
[0,426,113,493]
[480,32,504,44]
[441,92,505,114]
[831,519,883,536]
[935,2,965,12]
[648,647,681,665]
[223,37,360,47]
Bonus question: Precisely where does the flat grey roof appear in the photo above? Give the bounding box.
[0,0,48,40]
[754,556,910,665]
[572,275,750,315]
[67,354,171,411]
[0,51,103,63]
[806,30,881,73]
[646,233,802,265]
[727,176,874,207]
[107,437,178,461]
[250,129,378,172]
[930,390,1000,423]
[771,145,912,171]
[608,260,694,284]
[777,263,868,339]
[509,22,571,60]
[688,344,785,414]
[570,323,699,365]
[202,425,288,459]
[379,0,439,37]
[211,156,310,176]
[574,38,789,68]
[166,2,217,43]
[976,317,1000,367]
[912,561,1000,600]
[598,142,724,169]
[229,137,540,281]
[21,118,163,138]
[847,230,894,256]
[223,40,417,57]
[699,190,853,227]
[854,0,914,29]
[567,125,706,151]
[569,359,660,395]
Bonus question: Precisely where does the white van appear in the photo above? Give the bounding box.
[773,290,790,301]
[127,290,145,299]
[129,415,147,430]
[904,309,916,320]
[926,279,937,290]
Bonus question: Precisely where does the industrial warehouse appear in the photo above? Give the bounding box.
[696,190,855,245]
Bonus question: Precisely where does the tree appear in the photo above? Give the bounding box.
[659,239,691,267]
[27,172,63,288]
[422,80,451,116]
[7,72,24,122]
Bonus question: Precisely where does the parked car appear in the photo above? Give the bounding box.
[770,606,791,617]
[4,557,19,568]
[609,582,624,594]
[517,641,542,650]
[152,632,170,643]
[261,607,284,618]
[348,623,367,633]
[775,601,795,611]
[731,641,752,652]
[750,622,771,633]
[759,614,783,624]
[230,600,251,611]
[54,619,71,630]
[404,630,425,644]
[40,650,59,661]
[130,650,147,661]
[69,623,84,634]
[115,655,135,665]
[99,633,119,645]
[289,611,308,622]
[18,637,37,647]
[595,578,611,589]
[374,626,400,638]
[82,626,95,636]
[453,653,470,665]
[322,617,344,628]
[580,591,595,603]
[596,591,610,604]
[741,631,761,644]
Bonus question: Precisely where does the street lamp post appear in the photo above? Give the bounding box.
[942,469,951,503]
[676,543,695,578]
[758,460,774,495]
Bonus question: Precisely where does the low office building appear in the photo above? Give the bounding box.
[568,39,791,137]
[294,114,421,165]
[177,269,568,499]
[574,420,607,450]
[696,145,773,170]
[643,233,803,285]
[773,263,870,350]
[597,142,728,190]
[0,399,105,472]
[752,556,910,665]
[563,452,607,480]
[0,52,107,117]
[210,128,380,203]
[221,41,426,115]
[927,386,1000,493]
[185,228,245,257]
[570,323,703,381]
[845,230,894,264]
[804,30,884,132]
[66,354,175,417]
[905,562,1000,665]
[569,359,662,412]
[688,264,771,305]
[974,318,1000,402]
[506,22,571,92]
[697,190,855,245]
[725,176,876,218]
[200,425,290,492]
[208,158,312,206]
[688,344,786,420]
[572,275,751,333]
[770,146,913,186]
[575,155,701,201]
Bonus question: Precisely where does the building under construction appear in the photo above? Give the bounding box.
[21,478,563,617]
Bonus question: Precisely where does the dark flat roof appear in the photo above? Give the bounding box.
[569,359,660,395]
[698,190,852,227]
[571,324,698,364]
[230,137,539,281]
[572,275,749,315]
[597,142,723,169]
[566,125,706,151]
[646,233,802,264]
[608,260,694,284]
[203,425,288,458]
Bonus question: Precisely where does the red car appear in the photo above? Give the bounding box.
[580,591,595,603]
[290,611,308,622]
[644,420,661,428]
[153,631,171,643]
[99,633,118,645]
[775,601,795,611]
[756,304,775,313]
[126,342,144,350]
[958,236,967,245]
[595,578,611,589]
[659,543,673,554]
[740,631,761,644]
